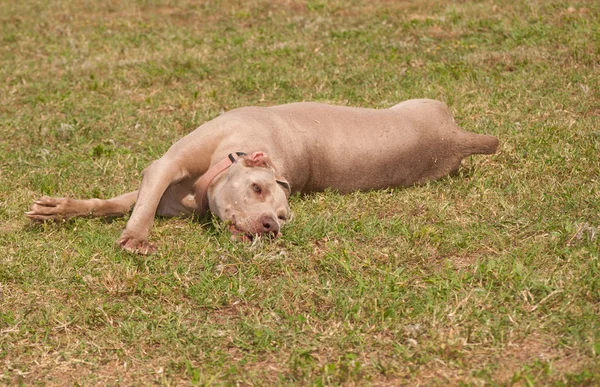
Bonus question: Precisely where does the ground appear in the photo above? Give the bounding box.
[1,0,599,385]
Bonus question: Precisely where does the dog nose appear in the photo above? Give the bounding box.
[260,215,279,236]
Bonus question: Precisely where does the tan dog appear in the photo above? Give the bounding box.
[26,99,499,254]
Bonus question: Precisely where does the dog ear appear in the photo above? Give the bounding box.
[243,152,291,196]
[276,178,291,197]
[242,151,274,168]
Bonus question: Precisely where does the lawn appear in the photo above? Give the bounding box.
[1,0,599,385]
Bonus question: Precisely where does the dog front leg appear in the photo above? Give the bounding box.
[117,158,187,254]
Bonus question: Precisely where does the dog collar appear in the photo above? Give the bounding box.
[196,152,246,213]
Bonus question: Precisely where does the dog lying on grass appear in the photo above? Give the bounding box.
[27,99,499,254]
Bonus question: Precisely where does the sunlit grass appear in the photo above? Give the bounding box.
[1,0,599,385]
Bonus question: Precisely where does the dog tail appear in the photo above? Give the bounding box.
[459,132,499,155]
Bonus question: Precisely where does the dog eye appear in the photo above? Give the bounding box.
[251,183,262,194]
[278,214,287,221]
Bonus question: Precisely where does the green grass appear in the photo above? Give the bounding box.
[1,0,600,385]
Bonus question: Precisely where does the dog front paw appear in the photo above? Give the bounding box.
[116,233,157,255]
[25,196,74,221]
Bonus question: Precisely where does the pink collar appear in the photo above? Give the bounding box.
[196,152,245,213]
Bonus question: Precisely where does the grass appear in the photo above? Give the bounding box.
[1,0,599,385]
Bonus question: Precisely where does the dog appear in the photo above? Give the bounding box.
[26,99,499,254]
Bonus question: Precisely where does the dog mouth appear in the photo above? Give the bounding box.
[228,223,255,242]
[227,223,279,242]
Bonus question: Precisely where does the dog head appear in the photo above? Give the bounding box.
[207,152,291,240]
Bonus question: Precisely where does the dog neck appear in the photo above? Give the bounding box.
[196,152,245,213]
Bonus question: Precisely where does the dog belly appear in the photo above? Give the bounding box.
[156,185,197,217]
